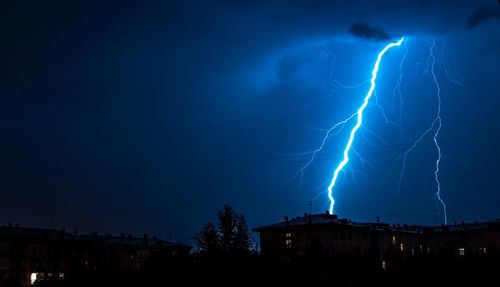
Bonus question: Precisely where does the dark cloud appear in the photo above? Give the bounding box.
[348,23,391,41]
[468,5,500,29]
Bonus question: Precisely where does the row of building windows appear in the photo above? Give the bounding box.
[458,247,487,256]
[283,232,491,257]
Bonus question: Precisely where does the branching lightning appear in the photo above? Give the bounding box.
[392,45,408,124]
[324,37,404,214]
[297,37,405,214]
[296,36,452,224]
[396,38,448,225]
[429,39,447,225]
[295,112,357,183]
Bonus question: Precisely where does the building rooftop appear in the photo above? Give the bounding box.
[254,213,390,231]
[253,213,500,234]
[0,225,72,239]
[0,224,190,249]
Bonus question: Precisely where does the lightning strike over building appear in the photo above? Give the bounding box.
[325,37,404,214]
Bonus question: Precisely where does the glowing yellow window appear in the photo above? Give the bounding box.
[392,236,396,245]
[30,273,37,285]
[458,247,465,256]
[285,233,292,248]
[399,243,404,251]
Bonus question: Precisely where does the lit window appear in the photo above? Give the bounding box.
[411,248,415,256]
[399,243,404,252]
[30,273,37,285]
[458,247,465,256]
[285,232,292,248]
[427,246,431,253]
[419,244,423,253]
[479,247,487,254]
[381,260,386,270]
[59,273,65,279]
[392,236,396,245]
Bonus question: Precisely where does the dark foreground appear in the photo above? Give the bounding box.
[2,253,499,287]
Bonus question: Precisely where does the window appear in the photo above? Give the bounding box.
[479,247,487,254]
[419,244,423,253]
[381,260,387,270]
[458,247,465,256]
[399,243,404,252]
[392,236,396,245]
[285,233,292,249]
[411,248,415,256]
[30,273,37,285]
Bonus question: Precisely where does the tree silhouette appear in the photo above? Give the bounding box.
[233,214,251,253]
[218,204,236,252]
[195,204,251,254]
[195,222,219,254]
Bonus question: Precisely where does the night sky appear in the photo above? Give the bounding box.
[1,0,499,243]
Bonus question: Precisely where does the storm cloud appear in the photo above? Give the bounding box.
[348,23,391,41]
[468,5,500,29]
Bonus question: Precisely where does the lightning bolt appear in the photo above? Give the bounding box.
[392,45,408,124]
[396,38,448,225]
[295,36,453,223]
[323,37,405,214]
[295,112,357,183]
[429,39,447,225]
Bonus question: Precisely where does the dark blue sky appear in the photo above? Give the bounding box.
[1,0,499,243]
